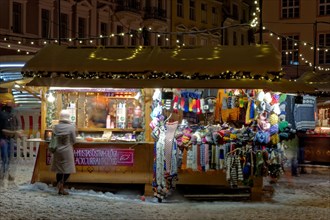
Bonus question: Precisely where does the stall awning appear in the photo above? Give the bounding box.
[22,44,281,74]
[21,44,316,93]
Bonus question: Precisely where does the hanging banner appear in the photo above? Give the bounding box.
[47,148,134,166]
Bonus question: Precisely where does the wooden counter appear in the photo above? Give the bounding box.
[32,141,263,199]
[298,134,330,165]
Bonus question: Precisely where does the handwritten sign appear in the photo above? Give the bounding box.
[47,148,134,166]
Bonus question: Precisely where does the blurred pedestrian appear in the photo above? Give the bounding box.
[0,105,18,179]
[50,109,76,195]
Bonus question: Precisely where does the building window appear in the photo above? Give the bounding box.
[201,38,207,46]
[188,36,196,46]
[281,35,299,65]
[189,0,195,21]
[78,17,86,39]
[281,0,300,19]
[201,3,207,24]
[319,0,330,16]
[41,9,50,38]
[60,13,68,40]
[232,4,238,20]
[177,0,183,17]
[131,29,138,46]
[117,25,124,45]
[241,34,245,45]
[211,7,218,25]
[233,31,237,45]
[157,35,163,46]
[318,33,330,64]
[100,22,108,46]
[12,2,22,33]
[223,30,228,45]
[177,34,183,45]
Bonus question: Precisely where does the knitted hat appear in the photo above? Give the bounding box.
[279,94,287,103]
[257,91,265,102]
[272,103,281,115]
[264,92,272,104]
[258,119,271,131]
[265,102,272,113]
[254,131,270,144]
[279,114,286,121]
[59,109,71,121]
[270,134,279,145]
[269,113,279,125]
[271,94,280,105]
[279,121,289,131]
[257,101,266,113]
[269,124,279,135]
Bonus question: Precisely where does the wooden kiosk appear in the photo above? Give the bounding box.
[22,44,315,200]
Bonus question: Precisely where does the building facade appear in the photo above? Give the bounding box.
[0,0,255,56]
[261,0,330,79]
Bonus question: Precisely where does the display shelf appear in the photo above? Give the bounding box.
[77,128,144,132]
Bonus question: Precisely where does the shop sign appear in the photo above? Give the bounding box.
[47,148,134,166]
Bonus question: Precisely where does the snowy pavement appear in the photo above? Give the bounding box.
[0,159,329,220]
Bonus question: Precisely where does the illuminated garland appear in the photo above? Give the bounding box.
[22,70,284,82]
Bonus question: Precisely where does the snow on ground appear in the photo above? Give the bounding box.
[0,158,329,220]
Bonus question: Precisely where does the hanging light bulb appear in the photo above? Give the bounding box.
[47,92,55,102]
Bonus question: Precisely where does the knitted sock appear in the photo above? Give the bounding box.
[200,98,205,113]
[189,98,193,112]
[173,95,179,113]
[196,99,201,115]
[208,99,214,112]
[192,99,197,113]
[184,97,189,112]
[180,96,185,110]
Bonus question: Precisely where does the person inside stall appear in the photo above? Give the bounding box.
[87,98,108,128]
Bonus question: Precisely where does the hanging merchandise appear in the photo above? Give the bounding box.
[116,102,126,129]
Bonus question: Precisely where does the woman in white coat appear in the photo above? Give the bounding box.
[51,109,76,195]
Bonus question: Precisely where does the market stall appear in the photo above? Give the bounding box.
[21,44,317,201]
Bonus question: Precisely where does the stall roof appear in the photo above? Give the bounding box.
[298,71,330,92]
[21,44,316,93]
[22,44,281,74]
